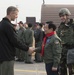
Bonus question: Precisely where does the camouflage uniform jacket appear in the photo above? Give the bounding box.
[57,19,74,45]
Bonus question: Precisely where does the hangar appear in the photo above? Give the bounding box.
[41,4,74,27]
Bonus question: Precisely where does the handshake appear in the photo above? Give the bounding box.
[28,47,36,54]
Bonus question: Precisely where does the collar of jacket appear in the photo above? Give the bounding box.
[61,19,74,26]
[3,17,11,23]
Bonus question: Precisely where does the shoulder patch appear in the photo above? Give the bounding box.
[54,40,59,44]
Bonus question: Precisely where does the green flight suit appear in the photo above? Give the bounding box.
[35,34,62,69]
[16,27,26,61]
[34,29,44,62]
[22,28,34,63]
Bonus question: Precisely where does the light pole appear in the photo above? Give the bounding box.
[16,5,18,24]
[43,0,45,4]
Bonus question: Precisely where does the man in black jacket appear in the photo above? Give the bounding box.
[0,6,34,75]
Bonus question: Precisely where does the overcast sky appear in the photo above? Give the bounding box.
[0,0,74,23]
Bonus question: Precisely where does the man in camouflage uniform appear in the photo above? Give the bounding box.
[57,8,74,75]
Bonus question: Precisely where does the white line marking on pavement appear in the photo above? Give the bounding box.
[14,69,46,73]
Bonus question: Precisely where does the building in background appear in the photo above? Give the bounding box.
[26,17,36,25]
[26,17,36,29]
[41,4,74,27]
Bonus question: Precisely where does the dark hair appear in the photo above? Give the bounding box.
[35,22,39,25]
[18,21,23,24]
[46,21,56,31]
[39,23,43,28]
[7,6,18,15]
[46,21,53,24]
[28,23,33,28]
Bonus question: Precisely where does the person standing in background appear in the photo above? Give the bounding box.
[22,23,34,64]
[34,23,44,62]
[16,21,26,61]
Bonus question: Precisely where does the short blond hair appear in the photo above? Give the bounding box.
[7,6,18,15]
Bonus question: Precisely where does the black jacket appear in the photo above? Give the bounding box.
[0,17,29,62]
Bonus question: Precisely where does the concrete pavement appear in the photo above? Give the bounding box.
[14,61,46,75]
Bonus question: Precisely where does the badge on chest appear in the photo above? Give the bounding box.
[46,38,50,43]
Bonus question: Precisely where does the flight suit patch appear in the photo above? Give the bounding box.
[55,40,59,44]
[46,39,50,43]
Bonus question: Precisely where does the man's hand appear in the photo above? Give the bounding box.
[52,67,57,71]
[28,47,35,54]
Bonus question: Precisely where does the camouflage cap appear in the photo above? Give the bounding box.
[59,8,71,16]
